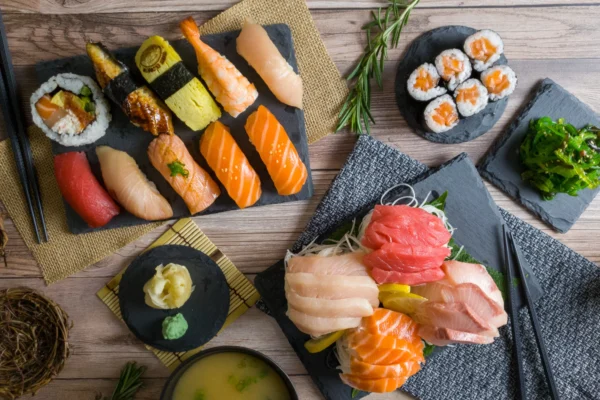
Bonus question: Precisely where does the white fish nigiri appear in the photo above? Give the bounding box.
[96,146,173,221]
[236,20,303,109]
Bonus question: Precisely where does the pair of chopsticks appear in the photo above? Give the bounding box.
[502,225,558,400]
[0,10,48,243]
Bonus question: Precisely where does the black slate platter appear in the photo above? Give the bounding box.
[119,245,230,352]
[395,25,509,144]
[254,153,542,400]
[479,78,600,233]
[35,24,313,234]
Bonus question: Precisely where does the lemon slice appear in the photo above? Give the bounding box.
[378,283,411,295]
[381,292,427,315]
[304,330,346,353]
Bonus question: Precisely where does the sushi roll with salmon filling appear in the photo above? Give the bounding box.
[407,63,447,102]
[463,30,504,72]
[435,49,472,91]
[481,65,517,101]
[454,79,489,117]
[424,94,459,134]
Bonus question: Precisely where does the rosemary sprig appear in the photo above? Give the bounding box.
[336,0,420,135]
[96,362,147,400]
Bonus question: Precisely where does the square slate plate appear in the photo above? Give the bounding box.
[479,78,600,233]
[255,153,542,400]
[35,24,313,234]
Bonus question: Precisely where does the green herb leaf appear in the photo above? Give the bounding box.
[351,388,362,398]
[426,191,448,211]
[167,160,189,178]
[423,343,436,357]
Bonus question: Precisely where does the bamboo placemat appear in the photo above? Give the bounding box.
[97,218,260,370]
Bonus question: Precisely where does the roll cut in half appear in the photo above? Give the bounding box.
[434,49,472,91]
[454,79,489,117]
[407,63,447,102]
[463,30,504,72]
[424,94,459,134]
[481,65,517,101]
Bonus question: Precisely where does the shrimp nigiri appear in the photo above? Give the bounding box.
[180,17,258,118]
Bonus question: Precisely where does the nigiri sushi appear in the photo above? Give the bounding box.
[236,20,303,109]
[199,121,261,209]
[53,151,119,228]
[180,17,258,117]
[96,146,173,221]
[147,134,220,215]
[245,105,308,196]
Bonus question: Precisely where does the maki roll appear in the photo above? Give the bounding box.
[463,30,504,72]
[434,49,472,91]
[31,73,111,147]
[424,94,459,134]
[86,42,174,136]
[454,79,489,117]
[135,36,221,131]
[407,63,447,102]
[481,65,517,101]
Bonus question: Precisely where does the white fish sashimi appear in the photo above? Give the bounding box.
[285,272,379,307]
[418,325,494,346]
[287,252,370,276]
[287,307,361,336]
[285,283,374,318]
[413,302,499,337]
[442,260,505,308]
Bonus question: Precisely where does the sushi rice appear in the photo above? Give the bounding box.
[434,49,472,91]
[481,65,517,101]
[463,30,504,72]
[407,63,447,102]
[424,94,459,134]
[453,78,489,117]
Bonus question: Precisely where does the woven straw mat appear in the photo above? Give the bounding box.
[0,0,347,284]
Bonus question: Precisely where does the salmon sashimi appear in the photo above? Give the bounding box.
[345,331,423,365]
[180,17,258,117]
[340,374,408,393]
[96,146,173,221]
[287,307,362,336]
[148,134,220,214]
[442,260,504,307]
[432,101,459,127]
[245,105,308,195]
[413,302,499,337]
[200,121,261,209]
[418,325,494,346]
[53,152,120,228]
[285,273,379,307]
[285,286,374,318]
[358,309,420,340]
[236,20,303,109]
[345,358,420,379]
[287,252,369,276]
[370,267,446,285]
[35,94,68,128]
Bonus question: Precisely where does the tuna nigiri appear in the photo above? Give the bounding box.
[96,146,173,221]
[245,105,308,196]
[180,17,258,117]
[53,151,120,228]
[148,134,220,215]
[199,121,261,209]
[236,20,303,109]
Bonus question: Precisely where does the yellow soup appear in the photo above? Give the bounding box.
[172,352,292,400]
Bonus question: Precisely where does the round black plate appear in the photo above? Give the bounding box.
[395,25,509,144]
[119,245,230,352]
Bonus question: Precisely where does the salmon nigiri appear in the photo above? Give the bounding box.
[148,134,220,214]
[180,17,258,117]
[199,121,261,209]
[96,146,173,221]
[245,105,308,196]
[236,20,303,109]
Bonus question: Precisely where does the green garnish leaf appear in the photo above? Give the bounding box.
[95,362,146,400]
[80,85,92,97]
[351,388,362,398]
[168,160,189,178]
[426,191,448,211]
[423,343,436,357]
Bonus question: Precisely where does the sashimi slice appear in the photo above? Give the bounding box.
[340,374,408,393]
[287,252,370,276]
[345,358,420,379]
[285,272,379,307]
[359,308,419,339]
[442,260,504,308]
[364,242,450,272]
[345,331,423,365]
[411,280,452,302]
[287,307,361,336]
[418,325,494,346]
[413,302,499,337]
[370,266,445,285]
[285,284,374,318]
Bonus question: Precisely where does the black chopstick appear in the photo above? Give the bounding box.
[503,225,527,400]
[0,9,48,243]
[507,229,560,400]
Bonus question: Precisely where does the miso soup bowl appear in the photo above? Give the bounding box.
[160,346,299,400]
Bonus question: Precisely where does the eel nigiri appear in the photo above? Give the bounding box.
[236,20,303,109]
[96,146,173,221]
[200,121,261,209]
[148,134,220,215]
[53,151,120,228]
[180,17,258,118]
[86,42,174,136]
[245,105,308,196]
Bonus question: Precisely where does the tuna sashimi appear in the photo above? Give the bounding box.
[370,266,445,286]
[285,285,374,318]
[287,307,361,336]
[442,260,504,308]
[287,252,369,276]
[413,302,499,337]
[340,375,408,394]
[418,325,494,346]
[53,151,120,228]
[364,242,450,272]
[285,272,379,307]
[362,205,451,249]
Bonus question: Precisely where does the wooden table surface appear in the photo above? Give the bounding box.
[1,1,599,399]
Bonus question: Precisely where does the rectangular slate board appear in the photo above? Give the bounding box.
[254,153,542,400]
[35,24,313,234]
[479,78,600,233]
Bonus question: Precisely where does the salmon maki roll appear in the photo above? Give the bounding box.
[245,105,308,196]
[407,63,447,102]
[434,49,472,91]
[480,65,517,101]
[424,94,459,134]
[463,29,504,72]
[148,134,220,214]
[200,121,262,209]
[454,78,489,117]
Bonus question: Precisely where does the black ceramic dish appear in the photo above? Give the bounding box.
[119,245,230,352]
[160,346,299,400]
[35,24,313,234]
[395,25,509,144]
